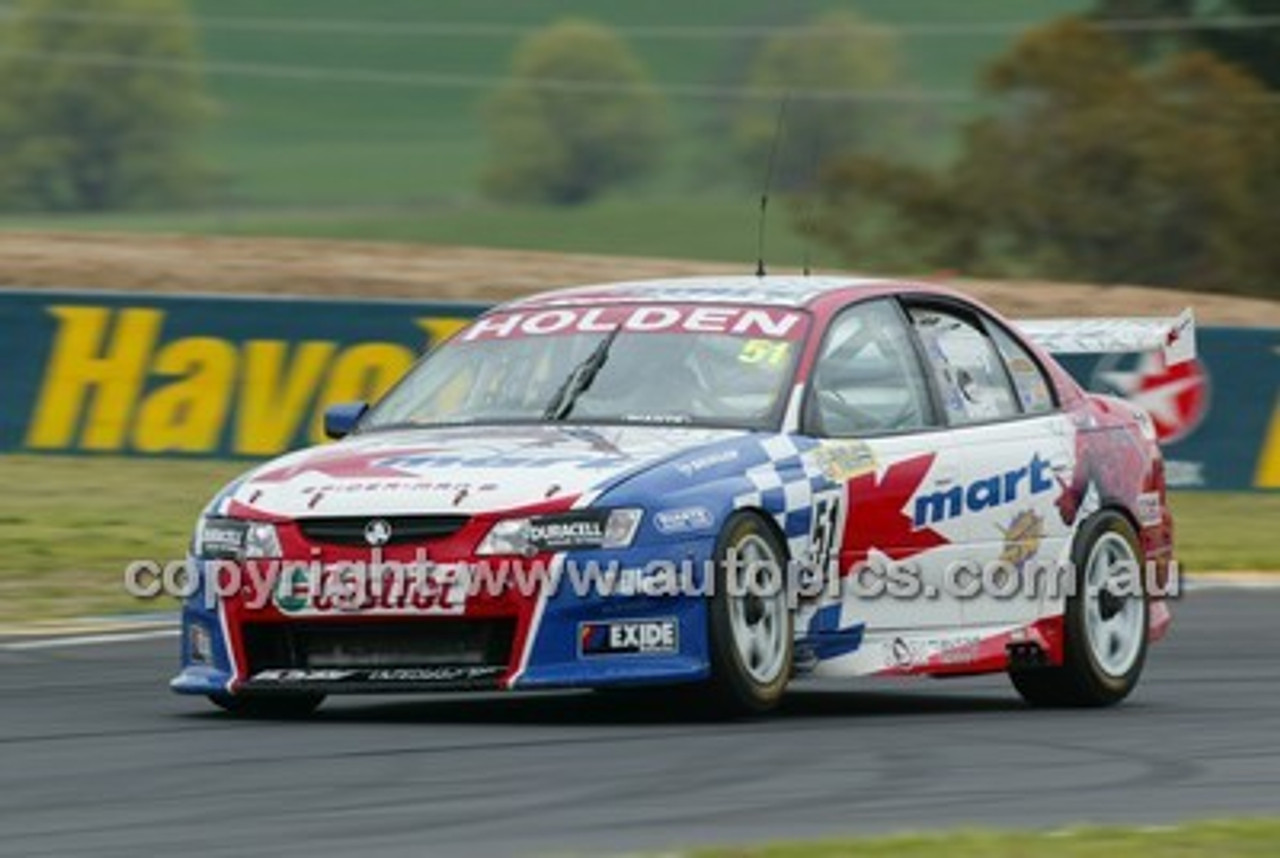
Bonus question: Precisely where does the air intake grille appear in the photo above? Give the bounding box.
[242,619,516,672]
[296,515,469,546]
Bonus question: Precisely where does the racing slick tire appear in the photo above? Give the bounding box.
[1010,510,1149,708]
[207,692,325,719]
[702,511,794,716]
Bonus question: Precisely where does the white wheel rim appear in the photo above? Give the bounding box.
[1083,532,1145,678]
[726,533,788,685]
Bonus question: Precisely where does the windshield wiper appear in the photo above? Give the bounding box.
[543,327,622,421]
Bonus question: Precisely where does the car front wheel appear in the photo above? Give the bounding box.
[703,511,793,715]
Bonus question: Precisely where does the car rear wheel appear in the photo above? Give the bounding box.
[1010,510,1149,707]
[207,692,325,719]
[703,511,793,716]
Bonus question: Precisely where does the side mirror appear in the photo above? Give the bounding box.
[323,402,368,440]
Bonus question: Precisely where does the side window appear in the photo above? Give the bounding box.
[909,306,1019,426]
[989,324,1056,415]
[809,300,934,436]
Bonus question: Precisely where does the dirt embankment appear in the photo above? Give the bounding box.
[1,231,1277,325]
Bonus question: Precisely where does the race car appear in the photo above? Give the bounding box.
[172,276,1190,717]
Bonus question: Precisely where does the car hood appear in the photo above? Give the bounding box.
[215,424,745,519]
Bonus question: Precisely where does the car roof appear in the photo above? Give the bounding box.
[502,275,955,311]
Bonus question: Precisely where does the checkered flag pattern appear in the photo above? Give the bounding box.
[733,435,837,560]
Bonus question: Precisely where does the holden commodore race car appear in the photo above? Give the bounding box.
[172,276,1192,717]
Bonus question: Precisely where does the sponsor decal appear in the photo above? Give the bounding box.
[251,669,355,683]
[1092,352,1210,444]
[579,618,679,657]
[23,303,468,456]
[1164,460,1205,488]
[738,338,794,367]
[198,518,246,559]
[1006,356,1054,412]
[913,455,1055,528]
[271,565,469,616]
[653,506,716,535]
[844,454,948,561]
[884,633,982,669]
[300,480,499,495]
[272,568,309,614]
[252,447,439,483]
[674,448,739,477]
[890,637,913,668]
[622,413,693,425]
[1135,491,1164,528]
[997,509,1045,571]
[526,512,610,549]
[461,305,806,342]
[365,667,502,683]
[808,489,845,573]
[936,639,981,666]
[812,440,876,483]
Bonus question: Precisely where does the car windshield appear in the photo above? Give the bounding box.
[363,303,809,431]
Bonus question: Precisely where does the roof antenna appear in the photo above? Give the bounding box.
[800,122,824,277]
[755,93,790,278]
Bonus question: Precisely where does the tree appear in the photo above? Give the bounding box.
[1094,0,1280,89]
[481,20,668,205]
[730,10,908,190]
[1091,0,1196,57]
[0,0,212,211]
[807,19,1280,297]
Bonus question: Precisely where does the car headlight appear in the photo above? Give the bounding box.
[193,516,283,560]
[476,509,643,556]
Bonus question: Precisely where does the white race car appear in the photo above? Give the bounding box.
[173,276,1187,716]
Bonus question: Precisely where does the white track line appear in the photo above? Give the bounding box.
[0,629,179,651]
[1185,574,1280,591]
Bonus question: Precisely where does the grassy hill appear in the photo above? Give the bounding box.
[2,1,1087,262]
[190,0,1085,202]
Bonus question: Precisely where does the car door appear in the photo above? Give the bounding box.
[802,298,967,635]
[905,301,1075,628]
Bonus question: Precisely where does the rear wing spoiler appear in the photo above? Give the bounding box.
[1015,307,1196,366]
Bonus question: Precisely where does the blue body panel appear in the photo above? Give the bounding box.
[171,559,235,695]
[172,431,870,695]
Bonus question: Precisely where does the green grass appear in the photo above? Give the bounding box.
[182,0,1086,204]
[0,455,1275,624]
[0,455,244,624]
[0,1,1086,256]
[1167,493,1280,573]
[693,819,1280,857]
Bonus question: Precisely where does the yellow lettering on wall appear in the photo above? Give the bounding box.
[133,338,238,453]
[309,344,414,444]
[234,340,337,456]
[25,306,163,451]
[1256,395,1280,489]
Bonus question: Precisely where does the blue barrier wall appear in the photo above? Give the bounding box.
[1055,330,1278,490]
[1,289,1276,489]
[0,290,483,459]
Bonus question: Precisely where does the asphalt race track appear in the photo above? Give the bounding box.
[2,589,1278,858]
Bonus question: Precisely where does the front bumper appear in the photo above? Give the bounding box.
[171,537,717,697]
